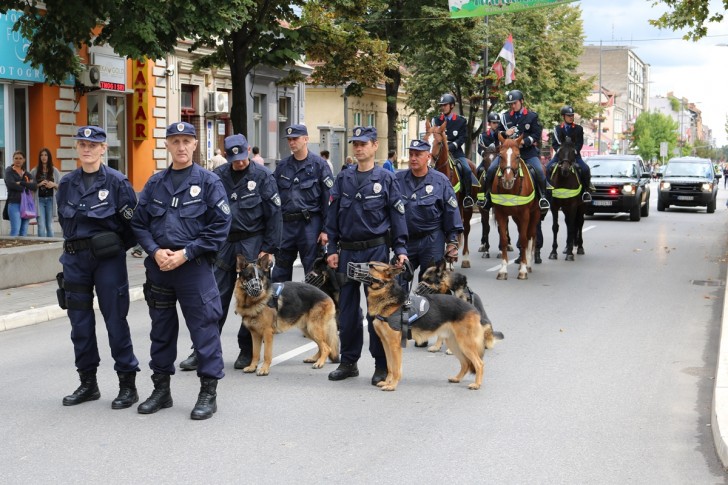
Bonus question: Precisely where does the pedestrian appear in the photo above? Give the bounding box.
[131,121,231,420]
[178,133,281,372]
[210,148,227,170]
[31,148,61,237]
[723,164,728,189]
[251,146,265,166]
[272,124,334,282]
[56,126,140,409]
[320,149,334,174]
[341,155,356,171]
[325,126,408,385]
[4,150,37,236]
[432,93,475,208]
[545,105,593,202]
[382,150,396,173]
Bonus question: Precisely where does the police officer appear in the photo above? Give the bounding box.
[57,125,140,409]
[546,105,593,202]
[476,112,502,208]
[178,134,282,372]
[432,93,475,208]
[484,89,550,214]
[272,124,334,282]
[325,126,408,386]
[132,122,231,420]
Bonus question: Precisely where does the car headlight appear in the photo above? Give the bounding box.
[701,183,713,192]
[622,184,635,194]
[660,181,671,191]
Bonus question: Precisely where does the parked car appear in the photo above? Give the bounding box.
[656,156,721,213]
[584,154,651,221]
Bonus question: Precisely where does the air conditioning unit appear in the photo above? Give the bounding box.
[208,91,229,113]
[79,65,101,88]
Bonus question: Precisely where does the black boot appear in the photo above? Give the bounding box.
[137,373,173,414]
[179,351,198,371]
[63,369,100,406]
[111,372,139,410]
[328,362,359,381]
[190,377,218,420]
[535,251,542,264]
[233,349,252,370]
[371,367,388,386]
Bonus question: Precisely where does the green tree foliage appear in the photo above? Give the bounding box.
[649,0,728,41]
[630,111,678,161]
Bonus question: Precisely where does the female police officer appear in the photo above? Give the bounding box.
[57,125,140,409]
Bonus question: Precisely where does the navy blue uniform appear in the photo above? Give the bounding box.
[546,122,591,185]
[272,152,333,281]
[433,113,474,199]
[477,127,501,174]
[132,163,231,379]
[213,161,281,349]
[396,169,463,280]
[325,166,407,367]
[57,164,139,373]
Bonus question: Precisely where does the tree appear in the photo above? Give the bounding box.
[650,0,728,41]
[630,111,678,161]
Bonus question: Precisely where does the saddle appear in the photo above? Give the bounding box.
[375,294,430,348]
[449,156,481,189]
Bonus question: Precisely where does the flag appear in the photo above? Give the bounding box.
[495,34,516,85]
[492,61,504,81]
[470,61,480,76]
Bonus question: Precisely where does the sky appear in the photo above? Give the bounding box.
[578,0,728,147]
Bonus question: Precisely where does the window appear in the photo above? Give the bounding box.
[353,112,362,126]
[253,94,264,150]
[181,85,194,110]
[367,113,375,127]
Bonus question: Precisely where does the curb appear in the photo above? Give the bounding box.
[713,280,728,470]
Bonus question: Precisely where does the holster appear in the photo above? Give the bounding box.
[90,231,124,260]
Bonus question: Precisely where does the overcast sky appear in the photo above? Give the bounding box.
[578,0,728,147]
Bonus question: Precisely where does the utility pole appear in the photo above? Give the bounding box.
[597,40,603,155]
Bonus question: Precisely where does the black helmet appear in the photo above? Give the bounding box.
[438,93,457,106]
[560,105,575,116]
[505,90,524,103]
[487,112,500,123]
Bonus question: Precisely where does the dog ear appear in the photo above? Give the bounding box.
[257,254,272,271]
[236,255,247,272]
[436,259,447,273]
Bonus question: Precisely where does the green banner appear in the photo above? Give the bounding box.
[449,0,578,19]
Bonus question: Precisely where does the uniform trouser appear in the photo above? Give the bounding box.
[456,156,474,196]
[61,249,139,373]
[336,244,389,368]
[214,237,263,351]
[273,214,322,282]
[144,256,224,379]
[546,154,591,186]
[408,231,446,282]
[486,155,547,196]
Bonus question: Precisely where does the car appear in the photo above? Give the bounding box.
[584,154,651,221]
[656,156,721,213]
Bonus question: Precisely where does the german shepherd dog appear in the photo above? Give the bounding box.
[234,255,339,376]
[348,261,489,391]
[303,256,343,321]
[418,260,504,353]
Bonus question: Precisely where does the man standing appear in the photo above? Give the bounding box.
[325,126,408,385]
[210,148,227,170]
[132,122,231,420]
[272,124,334,282]
[178,134,281,372]
[546,105,593,202]
[383,150,396,173]
[432,93,475,208]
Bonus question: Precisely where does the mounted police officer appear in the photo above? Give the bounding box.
[57,125,140,410]
[325,126,408,386]
[132,121,231,420]
[432,93,475,208]
[476,112,502,208]
[546,105,593,202]
[484,89,550,215]
[272,124,334,282]
[178,133,282,373]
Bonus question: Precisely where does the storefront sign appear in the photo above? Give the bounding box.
[132,59,149,141]
[93,52,127,92]
[0,10,45,82]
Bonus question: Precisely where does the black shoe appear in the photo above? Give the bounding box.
[111,372,139,410]
[462,196,475,208]
[328,362,359,381]
[582,192,592,203]
[233,349,252,370]
[63,370,100,406]
[179,351,198,371]
[190,377,218,420]
[137,373,173,414]
[414,340,428,348]
[371,368,388,386]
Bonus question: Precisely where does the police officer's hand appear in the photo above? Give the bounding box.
[445,242,459,263]
[447,142,457,153]
[155,248,186,271]
[317,232,328,246]
[394,254,408,268]
[326,253,338,270]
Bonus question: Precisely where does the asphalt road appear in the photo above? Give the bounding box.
[1,182,727,484]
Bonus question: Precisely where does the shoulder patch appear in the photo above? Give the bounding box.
[395,199,405,214]
[217,199,231,215]
[448,197,458,208]
[324,176,334,188]
[272,193,282,207]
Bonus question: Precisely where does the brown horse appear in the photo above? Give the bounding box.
[491,134,539,280]
[425,119,479,269]
[476,146,513,259]
[548,138,585,261]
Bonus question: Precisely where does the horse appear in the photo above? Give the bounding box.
[547,138,585,261]
[425,119,479,269]
[490,134,539,280]
[476,145,512,259]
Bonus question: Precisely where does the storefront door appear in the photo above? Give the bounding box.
[87,92,127,174]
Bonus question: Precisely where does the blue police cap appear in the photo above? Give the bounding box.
[73,126,106,142]
[283,124,308,138]
[224,134,250,162]
[408,139,431,152]
[349,126,377,143]
[165,121,197,138]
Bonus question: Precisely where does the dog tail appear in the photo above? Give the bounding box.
[325,314,340,363]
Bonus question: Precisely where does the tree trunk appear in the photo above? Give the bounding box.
[229,32,250,137]
[384,67,401,154]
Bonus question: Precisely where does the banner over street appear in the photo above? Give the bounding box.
[449,0,578,19]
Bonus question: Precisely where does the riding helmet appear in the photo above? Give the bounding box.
[438,93,457,106]
[560,105,575,116]
[505,90,524,103]
[487,112,500,122]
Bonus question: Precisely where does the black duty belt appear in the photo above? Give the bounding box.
[63,238,93,254]
[228,230,265,242]
[282,210,316,222]
[408,231,432,241]
[339,236,387,251]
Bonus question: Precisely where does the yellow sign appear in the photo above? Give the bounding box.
[132,59,149,141]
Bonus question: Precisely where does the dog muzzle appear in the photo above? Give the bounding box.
[347,262,376,285]
[413,282,437,295]
[243,266,264,297]
[304,270,325,288]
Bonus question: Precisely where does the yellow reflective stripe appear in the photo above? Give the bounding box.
[552,185,582,199]
[453,182,461,192]
[491,191,535,206]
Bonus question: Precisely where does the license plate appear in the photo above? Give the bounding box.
[677,195,693,201]
[592,200,613,206]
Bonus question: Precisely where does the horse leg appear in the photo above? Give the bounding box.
[576,207,585,255]
[479,208,491,258]
[564,206,577,261]
[461,208,471,269]
[495,212,509,280]
[549,205,559,260]
[516,218,529,280]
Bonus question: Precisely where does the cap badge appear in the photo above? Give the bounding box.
[412,141,420,147]
[287,127,293,135]
[83,128,92,138]
[232,147,239,155]
[177,123,185,132]
[355,128,362,136]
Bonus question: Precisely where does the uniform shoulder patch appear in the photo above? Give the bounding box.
[394,199,405,214]
[272,193,282,207]
[448,197,458,208]
[217,199,231,215]
[324,176,334,188]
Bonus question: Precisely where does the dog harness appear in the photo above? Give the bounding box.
[267,283,284,308]
[375,294,430,348]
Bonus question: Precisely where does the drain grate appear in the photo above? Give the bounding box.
[691,280,725,287]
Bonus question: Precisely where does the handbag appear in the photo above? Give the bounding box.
[20,189,37,219]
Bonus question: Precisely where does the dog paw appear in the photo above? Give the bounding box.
[256,368,270,376]
[448,377,461,383]
[243,366,257,373]
[311,362,324,369]
[445,349,453,355]
[427,345,441,353]
[302,357,315,363]
[467,383,481,390]
[381,385,397,391]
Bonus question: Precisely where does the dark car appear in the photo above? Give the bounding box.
[657,156,721,213]
[584,154,651,221]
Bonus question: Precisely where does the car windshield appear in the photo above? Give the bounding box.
[587,159,637,178]
[664,162,713,178]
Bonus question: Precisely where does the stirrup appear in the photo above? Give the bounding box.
[582,192,592,203]
[462,196,475,208]
[538,198,550,210]
[475,199,487,209]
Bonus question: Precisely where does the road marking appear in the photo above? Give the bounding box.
[270,341,317,366]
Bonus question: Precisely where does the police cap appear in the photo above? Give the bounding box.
[487,112,500,123]
[560,105,575,116]
[438,93,457,105]
[283,124,308,138]
[349,126,377,143]
[74,125,107,143]
[224,134,250,162]
[505,90,524,103]
[166,121,197,138]
[408,139,431,152]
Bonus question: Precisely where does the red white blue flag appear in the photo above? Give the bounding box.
[494,34,516,85]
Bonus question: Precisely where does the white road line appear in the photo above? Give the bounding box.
[270,341,317,366]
